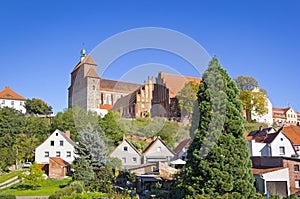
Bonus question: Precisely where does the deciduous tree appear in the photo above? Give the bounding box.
[234,76,268,121]
[24,98,53,115]
[20,162,45,189]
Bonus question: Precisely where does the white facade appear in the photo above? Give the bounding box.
[0,98,26,113]
[110,139,142,167]
[254,168,290,196]
[252,97,273,125]
[249,132,297,157]
[35,129,75,164]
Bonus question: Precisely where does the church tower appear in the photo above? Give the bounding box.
[68,49,101,112]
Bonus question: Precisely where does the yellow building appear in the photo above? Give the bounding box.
[273,107,300,126]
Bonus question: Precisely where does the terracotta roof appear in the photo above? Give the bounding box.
[283,126,300,145]
[142,136,175,155]
[174,138,191,154]
[252,167,286,175]
[158,72,201,98]
[49,157,70,166]
[71,55,97,73]
[272,107,292,118]
[100,79,141,93]
[0,86,26,101]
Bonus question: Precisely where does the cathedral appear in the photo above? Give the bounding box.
[68,49,201,119]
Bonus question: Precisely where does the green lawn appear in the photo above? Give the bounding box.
[0,170,24,184]
[0,177,71,196]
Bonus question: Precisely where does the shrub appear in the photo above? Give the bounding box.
[0,193,16,199]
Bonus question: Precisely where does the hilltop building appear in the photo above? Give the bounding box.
[0,86,26,113]
[68,50,201,119]
[272,107,300,126]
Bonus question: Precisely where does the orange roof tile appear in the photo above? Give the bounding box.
[252,167,286,175]
[283,126,300,145]
[159,72,202,97]
[0,86,26,100]
[49,157,70,166]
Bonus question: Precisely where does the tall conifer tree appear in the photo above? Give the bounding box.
[180,57,255,198]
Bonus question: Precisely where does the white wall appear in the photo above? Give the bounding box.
[35,130,75,164]
[271,133,296,157]
[110,140,142,166]
[252,98,273,125]
[249,140,270,156]
[262,168,290,196]
[0,98,26,113]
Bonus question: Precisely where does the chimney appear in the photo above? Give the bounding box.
[65,130,70,138]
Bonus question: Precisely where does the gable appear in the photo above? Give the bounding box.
[143,138,175,157]
[36,129,75,150]
[110,139,141,157]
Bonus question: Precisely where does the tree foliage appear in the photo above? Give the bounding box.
[24,98,53,115]
[20,162,45,189]
[234,76,267,121]
[177,81,199,119]
[180,58,255,198]
[0,107,25,137]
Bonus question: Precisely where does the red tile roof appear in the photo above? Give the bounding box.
[49,157,70,166]
[283,126,300,145]
[159,72,202,98]
[0,86,26,101]
[252,167,286,175]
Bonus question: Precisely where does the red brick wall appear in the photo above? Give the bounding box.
[283,159,300,195]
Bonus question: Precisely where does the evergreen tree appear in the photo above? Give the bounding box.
[72,157,94,185]
[180,58,255,198]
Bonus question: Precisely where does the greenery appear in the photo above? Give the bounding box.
[177,81,199,119]
[234,76,268,122]
[0,193,16,199]
[180,57,256,198]
[0,170,24,184]
[19,162,45,189]
[0,177,70,196]
[24,98,53,115]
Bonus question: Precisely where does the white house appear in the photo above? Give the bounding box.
[251,88,273,125]
[247,128,297,157]
[110,138,142,167]
[253,167,290,196]
[142,136,175,164]
[0,86,26,113]
[35,129,75,164]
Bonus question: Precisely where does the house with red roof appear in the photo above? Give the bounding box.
[0,86,26,113]
[246,127,297,157]
[273,107,300,126]
[282,126,300,155]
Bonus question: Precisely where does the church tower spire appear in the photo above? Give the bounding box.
[80,48,86,61]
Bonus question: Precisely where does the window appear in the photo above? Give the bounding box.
[123,146,128,151]
[157,146,162,152]
[66,151,71,157]
[50,140,54,146]
[295,165,300,172]
[105,94,110,104]
[279,146,285,155]
[296,180,300,188]
[20,101,23,106]
[11,101,14,106]
[132,157,137,163]
[56,133,58,136]
[56,151,61,157]
[44,151,49,157]
[122,157,126,164]
[60,140,64,146]
[1,100,5,104]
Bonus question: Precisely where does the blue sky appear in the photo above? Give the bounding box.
[0,0,299,113]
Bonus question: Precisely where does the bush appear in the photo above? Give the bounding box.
[0,193,16,199]
[49,185,77,199]
[59,192,107,199]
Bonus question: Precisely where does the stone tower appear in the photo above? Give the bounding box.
[68,49,101,111]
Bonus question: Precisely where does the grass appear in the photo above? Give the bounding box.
[0,177,71,196]
[0,170,24,184]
